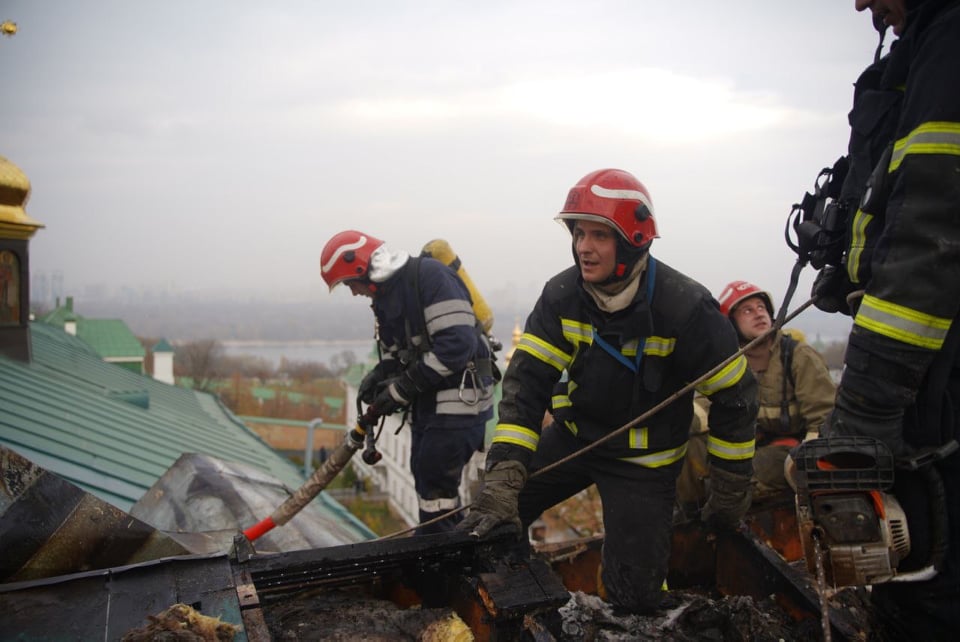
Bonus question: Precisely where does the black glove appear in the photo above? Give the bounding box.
[459,460,528,538]
[824,387,906,457]
[357,360,400,406]
[812,266,857,315]
[701,466,752,529]
[371,370,420,415]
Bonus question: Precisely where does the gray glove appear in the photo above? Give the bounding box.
[701,466,752,529]
[459,460,528,538]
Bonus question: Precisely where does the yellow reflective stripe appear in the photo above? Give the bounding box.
[517,333,571,371]
[643,336,676,357]
[628,427,649,449]
[846,209,873,285]
[622,336,676,358]
[552,394,572,409]
[695,355,748,396]
[561,318,593,345]
[492,424,540,451]
[564,420,578,436]
[620,444,688,468]
[707,434,756,461]
[855,294,952,350]
[889,121,960,172]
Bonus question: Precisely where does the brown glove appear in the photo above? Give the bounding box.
[701,466,752,529]
[459,460,527,538]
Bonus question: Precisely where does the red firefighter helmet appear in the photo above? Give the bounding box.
[320,230,384,290]
[556,168,659,247]
[717,280,775,318]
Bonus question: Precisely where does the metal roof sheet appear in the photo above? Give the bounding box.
[0,323,372,542]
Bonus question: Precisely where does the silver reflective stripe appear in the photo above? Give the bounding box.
[422,351,454,377]
[889,122,960,172]
[855,294,951,350]
[517,333,571,371]
[425,300,475,335]
[696,355,748,396]
[552,394,572,409]
[492,424,540,451]
[643,336,675,357]
[561,318,593,345]
[706,434,755,461]
[419,495,460,513]
[628,427,649,449]
[620,444,687,468]
[435,387,494,415]
[846,209,873,284]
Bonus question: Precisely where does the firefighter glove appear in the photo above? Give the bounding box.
[701,466,752,530]
[358,360,400,406]
[371,371,418,415]
[459,460,528,538]
[812,266,857,316]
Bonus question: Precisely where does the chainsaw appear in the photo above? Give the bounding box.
[791,436,911,586]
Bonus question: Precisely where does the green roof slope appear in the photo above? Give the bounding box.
[0,323,371,544]
[77,318,146,359]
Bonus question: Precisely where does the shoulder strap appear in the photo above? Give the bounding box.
[779,333,798,432]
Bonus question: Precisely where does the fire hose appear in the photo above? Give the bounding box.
[242,407,383,542]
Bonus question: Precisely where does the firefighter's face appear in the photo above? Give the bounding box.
[732,296,771,340]
[855,0,906,35]
[347,279,376,298]
[573,220,618,283]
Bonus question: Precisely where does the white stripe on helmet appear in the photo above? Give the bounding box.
[321,235,368,274]
[591,184,654,214]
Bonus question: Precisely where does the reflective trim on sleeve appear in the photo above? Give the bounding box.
[516,333,572,372]
[620,444,688,468]
[418,495,460,513]
[889,121,960,172]
[564,420,578,436]
[695,355,748,396]
[706,434,756,461]
[855,294,952,350]
[492,424,540,451]
[552,393,572,409]
[424,299,475,335]
[628,427,649,449]
[422,351,454,377]
[846,209,873,285]
[561,318,594,346]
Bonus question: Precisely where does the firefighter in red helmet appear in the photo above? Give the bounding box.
[677,281,835,510]
[461,169,758,614]
[320,230,495,534]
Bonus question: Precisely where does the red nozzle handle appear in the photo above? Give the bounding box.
[243,516,277,542]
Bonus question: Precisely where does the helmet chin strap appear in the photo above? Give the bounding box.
[873,13,888,64]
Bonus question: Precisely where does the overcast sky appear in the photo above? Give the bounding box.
[3,1,883,325]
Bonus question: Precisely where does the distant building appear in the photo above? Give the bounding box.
[39,296,147,374]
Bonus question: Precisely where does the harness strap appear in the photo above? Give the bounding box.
[591,257,657,374]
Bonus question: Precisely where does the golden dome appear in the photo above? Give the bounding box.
[0,156,44,239]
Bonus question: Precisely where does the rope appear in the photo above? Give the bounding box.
[376,296,817,540]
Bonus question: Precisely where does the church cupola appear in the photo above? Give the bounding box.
[0,156,45,362]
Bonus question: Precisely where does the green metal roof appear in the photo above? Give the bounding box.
[38,301,145,362]
[152,338,174,352]
[0,322,371,545]
[77,318,146,360]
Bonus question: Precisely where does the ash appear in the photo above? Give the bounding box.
[550,590,823,641]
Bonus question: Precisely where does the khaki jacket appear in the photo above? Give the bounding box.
[751,331,835,444]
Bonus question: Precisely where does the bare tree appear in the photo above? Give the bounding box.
[175,339,224,392]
